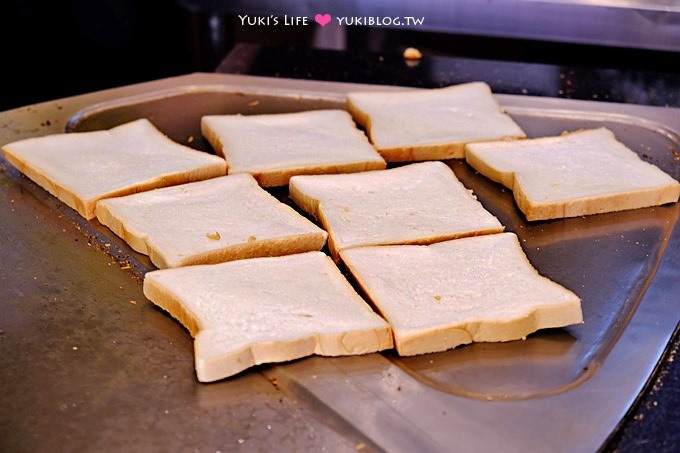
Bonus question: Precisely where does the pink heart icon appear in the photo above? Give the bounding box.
[314,13,331,27]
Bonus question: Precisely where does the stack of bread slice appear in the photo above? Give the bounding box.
[201,109,386,186]
[143,251,393,382]
[347,81,526,161]
[96,174,328,269]
[6,80,677,383]
[289,161,504,259]
[1,119,226,219]
[340,233,582,356]
[465,127,680,220]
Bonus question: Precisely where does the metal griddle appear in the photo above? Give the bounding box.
[1,73,678,452]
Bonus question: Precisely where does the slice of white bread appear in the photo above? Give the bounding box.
[96,174,327,269]
[465,127,680,221]
[1,119,226,219]
[347,82,526,162]
[201,110,386,186]
[340,233,582,356]
[143,251,393,382]
[289,161,504,259]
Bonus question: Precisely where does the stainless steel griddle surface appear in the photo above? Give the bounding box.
[1,73,678,452]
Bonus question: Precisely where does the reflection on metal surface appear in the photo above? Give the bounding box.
[391,331,582,400]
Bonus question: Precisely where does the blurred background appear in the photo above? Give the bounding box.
[2,0,679,111]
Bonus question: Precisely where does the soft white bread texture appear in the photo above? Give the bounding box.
[347,82,526,161]
[201,110,386,186]
[465,127,680,221]
[289,161,504,259]
[1,119,226,219]
[340,233,582,356]
[96,174,327,269]
[143,251,393,382]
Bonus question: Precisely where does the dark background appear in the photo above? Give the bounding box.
[2,0,679,112]
[1,0,192,111]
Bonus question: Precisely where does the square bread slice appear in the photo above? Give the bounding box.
[201,109,386,186]
[340,233,583,356]
[143,251,393,382]
[96,174,327,269]
[465,127,680,221]
[1,119,227,219]
[289,161,504,259]
[347,82,526,162]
